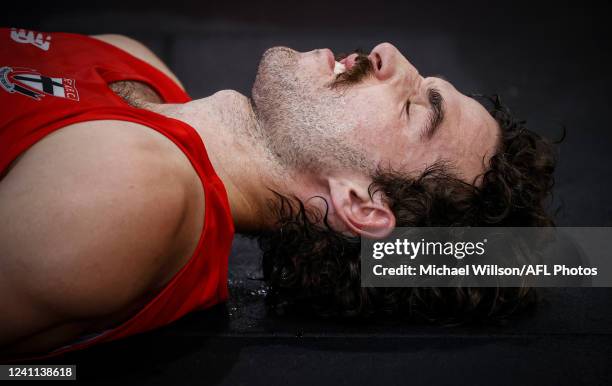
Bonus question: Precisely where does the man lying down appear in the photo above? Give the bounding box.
[0,29,556,359]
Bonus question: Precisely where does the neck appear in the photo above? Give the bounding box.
[144,90,319,233]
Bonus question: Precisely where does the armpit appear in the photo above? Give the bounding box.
[109,80,163,108]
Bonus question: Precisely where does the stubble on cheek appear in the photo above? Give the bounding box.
[252,48,378,174]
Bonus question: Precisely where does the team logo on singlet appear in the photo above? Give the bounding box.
[10,28,51,51]
[0,66,79,101]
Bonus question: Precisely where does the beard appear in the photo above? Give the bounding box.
[251,47,374,174]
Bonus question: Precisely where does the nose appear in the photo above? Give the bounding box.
[369,42,400,81]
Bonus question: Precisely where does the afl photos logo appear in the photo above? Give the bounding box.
[0,66,79,101]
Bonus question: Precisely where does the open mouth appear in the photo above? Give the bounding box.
[333,61,346,75]
[335,51,377,75]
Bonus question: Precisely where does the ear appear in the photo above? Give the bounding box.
[328,176,396,239]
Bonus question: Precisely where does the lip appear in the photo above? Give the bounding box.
[340,53,359,71]
[322,48,335,71]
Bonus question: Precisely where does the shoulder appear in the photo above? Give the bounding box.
[90,34,185,90]
[0,120,203,323]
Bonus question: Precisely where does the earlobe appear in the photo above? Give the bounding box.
[328,177,396,239]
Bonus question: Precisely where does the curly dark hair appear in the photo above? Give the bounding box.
[257,95,559,324]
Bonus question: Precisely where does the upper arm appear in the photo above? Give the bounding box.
[0,121,191,346]
[91,34,185,91]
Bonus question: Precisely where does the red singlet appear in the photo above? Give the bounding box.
[0,28,235,359]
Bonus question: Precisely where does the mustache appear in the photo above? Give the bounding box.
[329,49,374,89]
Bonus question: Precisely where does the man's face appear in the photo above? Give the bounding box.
[251,42,500,181]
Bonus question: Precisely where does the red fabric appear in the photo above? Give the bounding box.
[0,29,235,359]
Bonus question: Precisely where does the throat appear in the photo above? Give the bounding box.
[124,88,289,233]
[109,80,163,108]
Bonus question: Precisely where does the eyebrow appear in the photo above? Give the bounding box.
[422,88,445,141]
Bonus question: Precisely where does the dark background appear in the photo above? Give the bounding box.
[2,1,612,385]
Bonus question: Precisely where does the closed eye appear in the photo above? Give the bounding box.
[421,88,445,140]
